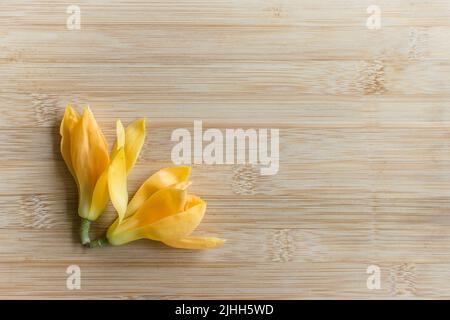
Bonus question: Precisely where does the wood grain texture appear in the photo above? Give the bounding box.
[1,0,450,299]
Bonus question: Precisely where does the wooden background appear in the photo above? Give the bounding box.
[1,0,450,299]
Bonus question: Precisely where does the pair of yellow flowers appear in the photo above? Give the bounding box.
[60,105,225,250]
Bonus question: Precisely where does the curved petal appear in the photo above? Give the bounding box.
[88,168,109,221]
[142,195,206,242]
[60,105,80,179]
[162,236,226,250]
[108,147,128,223]
[110,119,125,160]
[70,107,109,219]
[107,188,187,245]
[110,119,145,175]
[116,120,126,149]
[126,166,191,218]
[132,188,187,226]
[124,119,145,174]
[106,221,141,245]
[171,180,192,190]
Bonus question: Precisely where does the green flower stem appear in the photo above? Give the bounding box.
[80,218,91,245]
[89,237,109,248]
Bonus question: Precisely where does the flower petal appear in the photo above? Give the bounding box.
[60,105,80,179]
[124,119,145,174]
[142,195,206,241]
[70,107,109,219]
[162,236,226,250]
[110,119,145,175]
[107,188,187,245]
[110,119,125,160]
[108,147,128,223]
[133,188,187,226]
[116,119,126,149]
[88,168,109,221]
[126,166,191,218]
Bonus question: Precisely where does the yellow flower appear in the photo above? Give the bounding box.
[61,107,223,250]
[105,166,225,250]
[60,105,145,244]
[60,105,109,222]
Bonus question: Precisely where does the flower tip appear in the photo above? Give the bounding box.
[179,165,192,176]
[64,104,77,116]
[215,238,227,246]
[115,120,126,148]
[163,236,226,249]
[133,118,146,136]
[82,105,93,117]
[60,104,81,136]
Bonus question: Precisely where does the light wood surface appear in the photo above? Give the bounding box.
[2,0,450,299]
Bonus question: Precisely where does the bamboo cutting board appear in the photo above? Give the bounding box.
[2,0,450,299]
